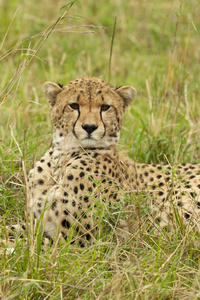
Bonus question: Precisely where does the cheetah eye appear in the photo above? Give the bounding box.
[69,103,79,110]
[101,104,111,112]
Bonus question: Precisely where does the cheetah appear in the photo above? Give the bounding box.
[27,77,200,245]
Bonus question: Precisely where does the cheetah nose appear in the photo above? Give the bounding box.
[82,124,98,134]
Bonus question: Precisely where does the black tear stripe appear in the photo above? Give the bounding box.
[100,109,106,138]
[101,95,104,102]
[73,107,80,139]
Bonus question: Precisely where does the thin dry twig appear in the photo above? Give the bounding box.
[0,3,103,106]
[108,17,117,84]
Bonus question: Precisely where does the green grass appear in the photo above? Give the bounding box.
[1,0,200,298]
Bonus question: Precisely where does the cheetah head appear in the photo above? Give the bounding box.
[43,77,136,149]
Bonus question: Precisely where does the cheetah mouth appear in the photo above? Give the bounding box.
[83,137,94,140]
[81,134,105,142]
[73,131,99,141]
[81,137,99,143]
[77,132,105,141]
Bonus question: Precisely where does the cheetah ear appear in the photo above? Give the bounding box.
[43,81,63,107]
[116,86,137,106]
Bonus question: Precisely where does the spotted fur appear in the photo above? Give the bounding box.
[27,77,200,245]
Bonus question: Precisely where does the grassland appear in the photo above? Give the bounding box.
[1,0,200,298]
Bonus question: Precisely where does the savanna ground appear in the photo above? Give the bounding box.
[1,0,200,299]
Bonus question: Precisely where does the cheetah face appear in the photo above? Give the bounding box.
[43,77,136,149]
